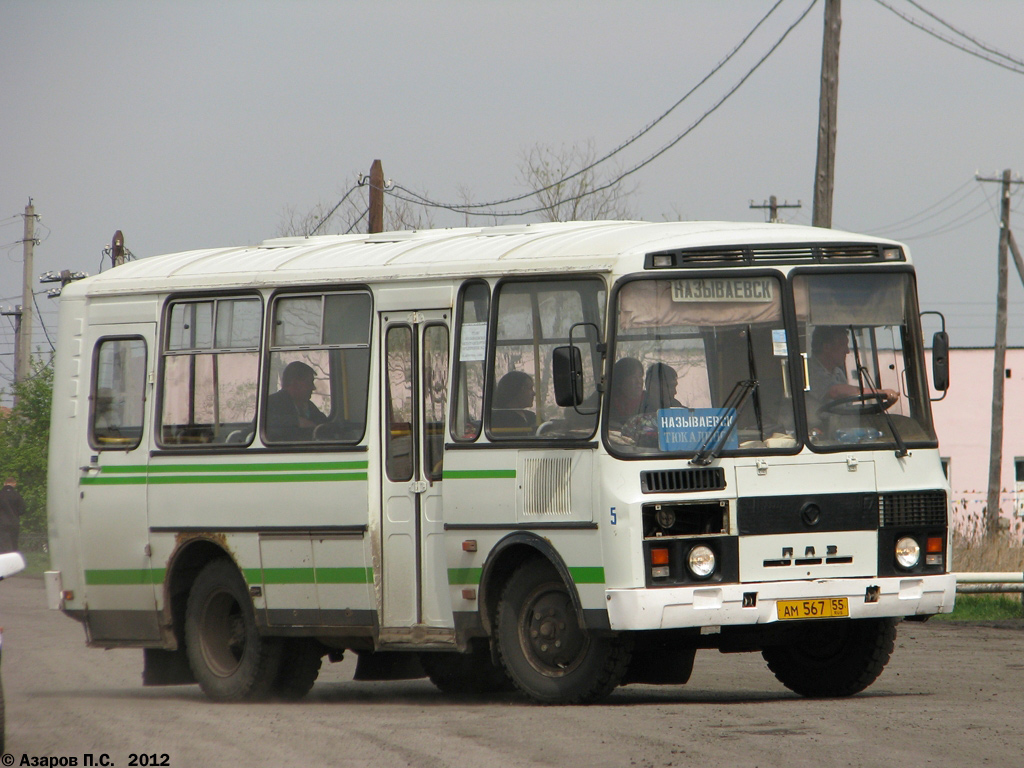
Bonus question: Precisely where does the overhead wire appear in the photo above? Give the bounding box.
[903,0,1024,69]
[867,178,977,235]
[871,0,1024,75]
[387,0,820,219]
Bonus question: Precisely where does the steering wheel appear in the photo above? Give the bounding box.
[819,391,892,416]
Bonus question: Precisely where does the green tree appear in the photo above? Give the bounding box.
[0,360,53,537]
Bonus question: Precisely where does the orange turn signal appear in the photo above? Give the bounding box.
[926,537,943,553]
[651,548,670,566]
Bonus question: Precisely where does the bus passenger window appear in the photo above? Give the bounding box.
[450,281,489,441]
[159,297,261,447]
[264,291,371,445]
[91,338,147,450]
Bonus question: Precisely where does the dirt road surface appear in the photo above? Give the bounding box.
[2,577,1021,768]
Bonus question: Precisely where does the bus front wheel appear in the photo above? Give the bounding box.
[761,617,897,697]
[184,558,283,702]
[495,561,631,704]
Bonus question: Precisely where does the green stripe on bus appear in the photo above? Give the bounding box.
[85,568,166,585]
[316,567,374,584]
[147,461,368,473]
[145,472,367,485]
[442,469,516,480]
[568,567,605,584]
[448,567,483,585]
[80,476,148,485]
[257,567,373,585]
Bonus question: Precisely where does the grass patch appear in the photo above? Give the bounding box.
[935,594,1024,621]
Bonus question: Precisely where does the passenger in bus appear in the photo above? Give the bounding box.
[491,370,537,430]
[266,361,328,441]
[640,362,683,413]
[608,357,644,428]
[807,326,899,418]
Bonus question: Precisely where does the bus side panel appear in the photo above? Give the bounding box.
[47,297,88,616]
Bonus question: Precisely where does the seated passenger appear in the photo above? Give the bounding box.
[491,370,537,431]
[640,362,683,413]
[266,361,328,441]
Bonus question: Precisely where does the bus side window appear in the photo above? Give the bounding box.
[159,297,261,447]
[264,291,371,445]
[450,281,489,442]
[90,337,147,450]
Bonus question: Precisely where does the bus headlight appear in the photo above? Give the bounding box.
[687,545,716,579]
[895,537,921,569]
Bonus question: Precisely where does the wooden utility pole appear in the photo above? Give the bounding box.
[812,0,841,228]
[750,196,802,223]
[16,198,35,385]
[977,169,1022,538]
[368,159,384,234]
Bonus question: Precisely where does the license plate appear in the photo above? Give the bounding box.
[777,597,849,620]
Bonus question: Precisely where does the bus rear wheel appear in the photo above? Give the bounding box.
[273,639,323,700]
[185,558,283,702]
[761,617,897,698]
[495,561,631,704]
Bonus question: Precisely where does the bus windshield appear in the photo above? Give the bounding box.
[796,271,936,450]
[608,275,797,456]
[607,271,936,457]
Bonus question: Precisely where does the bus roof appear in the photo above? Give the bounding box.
[65,220,904,298]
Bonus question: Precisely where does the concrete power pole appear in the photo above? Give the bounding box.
[750,196,802,223]
[812,0,841,228]
[977,169,1024,538]
[16,198,36,385]
[368,159,384,234]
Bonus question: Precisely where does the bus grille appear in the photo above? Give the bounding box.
[522,457,572,516]
[878,490,947,527]
[640,468,726,494]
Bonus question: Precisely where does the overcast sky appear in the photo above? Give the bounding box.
[3,0,1024,389]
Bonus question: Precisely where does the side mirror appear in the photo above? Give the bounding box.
[553,346,584,407]
[932,331,949,392]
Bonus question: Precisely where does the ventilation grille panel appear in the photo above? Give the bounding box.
[641,467,726,494]
[879,490,947,527]
[522,457,573,516]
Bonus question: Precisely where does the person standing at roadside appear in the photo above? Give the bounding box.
[0,477,25,553]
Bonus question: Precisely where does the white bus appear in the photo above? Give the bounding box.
[46,220,954,704]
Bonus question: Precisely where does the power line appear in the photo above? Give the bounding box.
[903,0,1024,69]
[871,0,1024,75]
[867,178,977,234]
[388,0,819,219]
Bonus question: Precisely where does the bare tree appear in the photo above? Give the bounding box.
[517,140,638,222]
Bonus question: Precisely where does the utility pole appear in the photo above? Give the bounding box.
[368,159,384,234]
[16,199,36,386]
[976,169,1024,539]
[812,0,841,228]
[750,196,802,223]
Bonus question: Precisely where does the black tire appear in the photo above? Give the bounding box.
[420,641,513,695]
[495,561,631,704]
[184,558,283,702]
[762,617,897,698]
[273,639,323,701]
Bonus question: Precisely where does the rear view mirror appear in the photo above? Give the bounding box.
[553,346,584,407]
[931,331,949,392]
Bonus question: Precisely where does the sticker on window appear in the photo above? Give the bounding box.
[657,408,739,452]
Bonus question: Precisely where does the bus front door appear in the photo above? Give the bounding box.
[380,312,452,633]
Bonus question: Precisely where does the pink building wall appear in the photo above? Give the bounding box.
[927,347,1024,539]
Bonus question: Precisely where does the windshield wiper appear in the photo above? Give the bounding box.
[853,362,908,458]
[745,324,765,441]
[690,379,757,466]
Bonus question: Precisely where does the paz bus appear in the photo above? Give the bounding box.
[45,220,954,704]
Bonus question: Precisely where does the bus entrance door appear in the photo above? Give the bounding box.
[380,312,452,635]
[78,322,160,643]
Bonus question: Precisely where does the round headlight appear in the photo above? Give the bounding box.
[655,508,676,530]
[687,545,716,579]
[895,536,921,569]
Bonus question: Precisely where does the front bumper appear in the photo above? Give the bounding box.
[605,573,956,631]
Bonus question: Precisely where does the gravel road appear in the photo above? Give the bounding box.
[3,577,1021,768]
